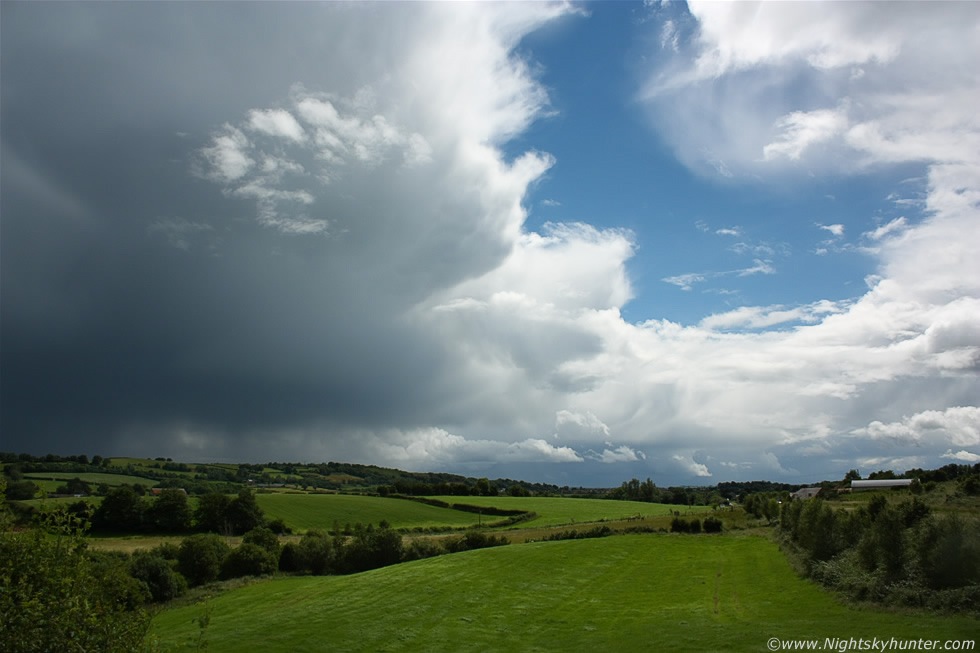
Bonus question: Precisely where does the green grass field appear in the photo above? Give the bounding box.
[151,535,977,652]
[430,495,710,528]
[23,472,157,488]
[255,493,486,532]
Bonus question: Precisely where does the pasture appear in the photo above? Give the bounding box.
[151,534,978,652]
[255,493,485,532]
[23,472,156,489]
[430,495,710,528]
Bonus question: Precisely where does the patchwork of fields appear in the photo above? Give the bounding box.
[152,534,978,652]
[253,493,707,532]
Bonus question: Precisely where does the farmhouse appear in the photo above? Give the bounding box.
[790,487,822,500]
[850,479,913,490]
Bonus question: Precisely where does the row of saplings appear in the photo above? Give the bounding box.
[131,522,509,603]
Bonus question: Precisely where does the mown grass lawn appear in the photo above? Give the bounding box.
[430,495,711,528]
[255,493,485,532]
[151,534,977,652]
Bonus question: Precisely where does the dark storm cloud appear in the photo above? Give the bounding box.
[0,3,456,453]
[1,1,582,462]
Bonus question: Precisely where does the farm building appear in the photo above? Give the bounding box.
[850,479,913,490]
[790,487,822,500]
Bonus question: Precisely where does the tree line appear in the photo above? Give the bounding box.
[779,495,979,613]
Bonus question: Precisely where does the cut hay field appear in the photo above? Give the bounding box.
[255,493,485,532]
[429,495,710,528]
[152,534,977,652]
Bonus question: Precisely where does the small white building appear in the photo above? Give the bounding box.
[850,479,913,490]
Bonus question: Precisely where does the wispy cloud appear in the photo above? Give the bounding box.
[818,223,844,237]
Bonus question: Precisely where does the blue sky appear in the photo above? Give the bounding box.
[2,1,978,486]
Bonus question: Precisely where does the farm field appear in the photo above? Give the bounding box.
[152,534,978,652]
[23,472,157,488]
[255,493,485,532]
[429,495,711,528]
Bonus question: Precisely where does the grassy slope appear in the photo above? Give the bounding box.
[430,495,711,528]
[152,535,977,652]
[255,493,485,532]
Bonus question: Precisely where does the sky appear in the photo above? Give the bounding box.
[2,1,978,487]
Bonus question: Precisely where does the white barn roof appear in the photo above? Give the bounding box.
[850,479,913,489]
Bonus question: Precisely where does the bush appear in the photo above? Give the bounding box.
[338,523,404,573]
[278,542,304,572]
[403,538,443,561]
[703,517,723,533]
[4,481,37,501]
[671,517,702,533]
[220,542,277,580]
[129,551,187,602]
[298,529,334,575]
[242,527,281,557]
[0,510,152,652]
[442,531,508,553]
[267,517,292,535]
[177,534,231,587]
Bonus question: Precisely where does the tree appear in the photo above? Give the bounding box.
[227,489,264,535]
[93,486,146,531]
[475,477,496,497]
[4,480,37,501]
[195,491,232,534]
[148,489,192,532]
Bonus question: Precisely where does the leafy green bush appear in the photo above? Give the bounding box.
[130,550,188,602]
[0,509,151,652]
[442,531,508,553]
[243,526,281,557]
[279,542,304,572]
[220,542,277,579]
[403,538,443,561]
[267,517,292,534]
[298,528,335,575]
[703,517,723,533]
[178,533,231,586]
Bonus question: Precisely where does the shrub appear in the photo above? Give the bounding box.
[0,511,152,652]
[403,538,443,561]
[129,551,187,602]
[442,531,508,553]
[703,517,723,533]
[278,542,304,572]
[298,529,334,575]
[242,527,281,557]
[4,480,37,501]
[220,542,277,580]
[338,523,404,573]
[267,517,292,535]
[670,517,702,533]
[177,534,231,587]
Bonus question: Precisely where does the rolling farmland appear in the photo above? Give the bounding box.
[152,534,978,652]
